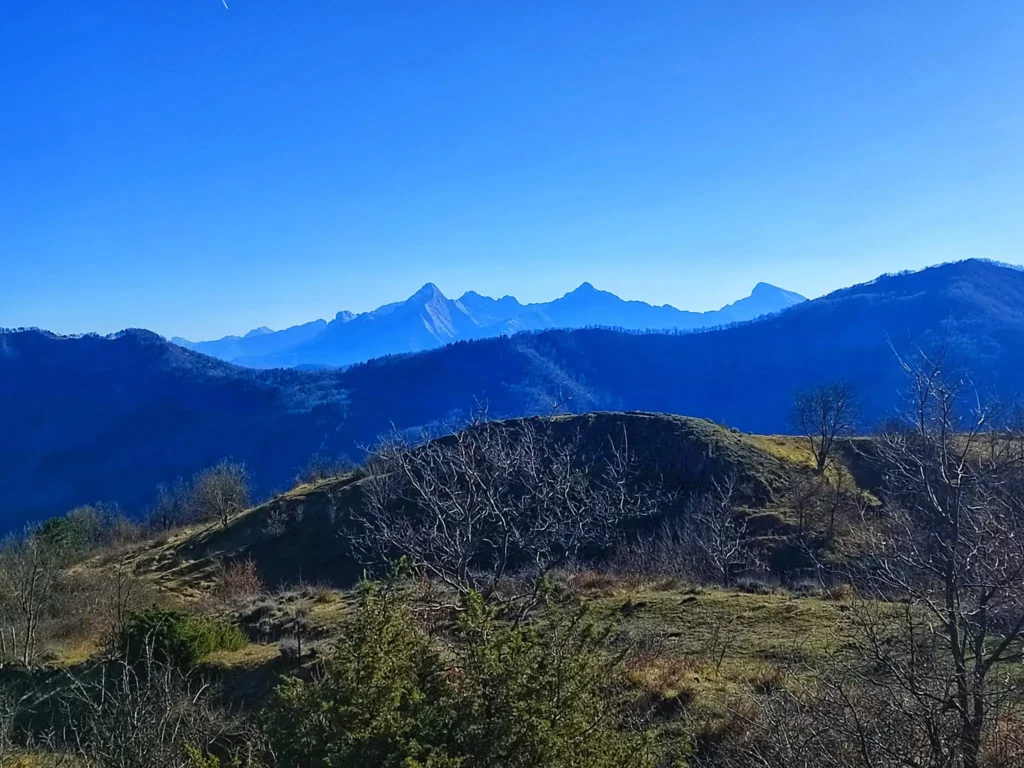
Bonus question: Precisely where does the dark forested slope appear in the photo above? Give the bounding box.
[3,260,1023,528]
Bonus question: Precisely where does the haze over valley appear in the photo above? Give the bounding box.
[171,280,806,368]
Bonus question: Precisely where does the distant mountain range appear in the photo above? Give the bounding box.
[171,282,807,368]
[4,259,1024,530]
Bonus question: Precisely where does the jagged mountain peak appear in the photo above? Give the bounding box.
[565,281,604,296]
[408,282,447,303]
[174,278,807,368]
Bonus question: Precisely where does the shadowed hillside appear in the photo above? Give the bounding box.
[0,330,352,527]
[128,413,829,593]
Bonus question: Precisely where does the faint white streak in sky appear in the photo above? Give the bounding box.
[222,0,229,8]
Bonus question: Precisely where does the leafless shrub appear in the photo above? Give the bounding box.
[43,555,159,659]
[684,475,762,587]
[354,420,667,606]
[214,559,264,606]
[54,651,262,768]
[148,479,190,531]
[0,531,66,665]
[99,557,159,652]
[0,689,20,765]
[615,474,760,588]
[787,472,823,538]
[261,505,289,539]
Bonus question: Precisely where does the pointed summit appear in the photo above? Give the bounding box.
[750,282,803,299]
[561,282,605,301]
[713,283,806,324]
[408,282,447,304]
[749,282,806,305]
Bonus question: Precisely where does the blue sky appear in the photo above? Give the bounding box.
[2,1,1023,340]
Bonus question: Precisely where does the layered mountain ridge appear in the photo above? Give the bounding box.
[3,260,1023,531]
[174,281,807,368]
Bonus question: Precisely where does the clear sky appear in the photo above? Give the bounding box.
[2,1,1023,340]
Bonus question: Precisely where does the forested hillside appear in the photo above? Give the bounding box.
[3,259,1023,528]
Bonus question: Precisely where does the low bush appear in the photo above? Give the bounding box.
[118,607,247,668]
[264,585,662,768]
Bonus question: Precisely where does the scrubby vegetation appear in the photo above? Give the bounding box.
[149,461,252,532]
[264,584,660,768]
[118,606,248,669]
[3,349,1024,766]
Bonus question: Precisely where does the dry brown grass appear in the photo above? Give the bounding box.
[625,654,706,704]
[3,754,85,767]
[740,663,788,695]
[558,568,654,597]
[823,582,855,601]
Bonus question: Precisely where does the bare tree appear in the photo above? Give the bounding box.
[548,386,577,416]
[842,351,1024,768]
[294,453,355,487]
[100,555,153,654]
[356,419,665,600]
[190,460,251,528]
[792,382,857,473]
[823,465,851,540]
[684,475,757,587]
[148,478,190,531]
[788,472,824,538]
[0,530,66,665]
